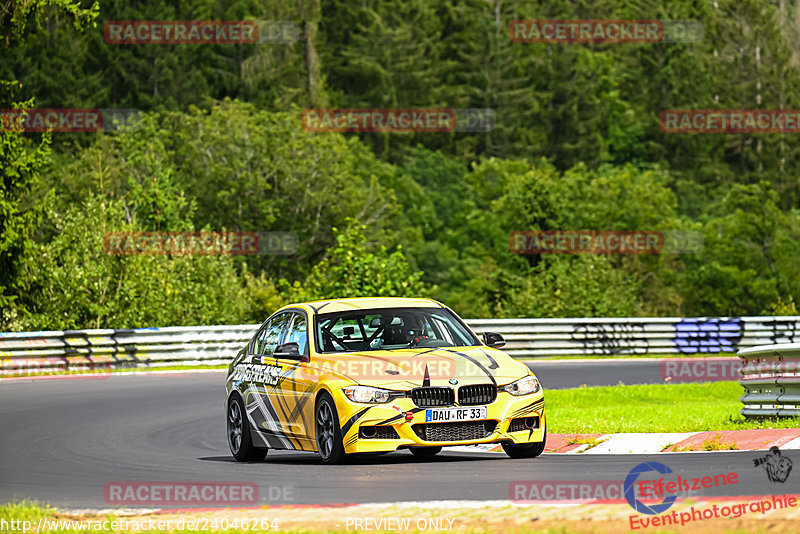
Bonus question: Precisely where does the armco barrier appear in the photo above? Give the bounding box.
[738,343,800,418]
[2,316,800,375]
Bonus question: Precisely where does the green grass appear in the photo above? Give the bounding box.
[547,382,800,434]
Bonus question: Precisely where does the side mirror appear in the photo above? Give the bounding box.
[274,342,306,361]
[482,331,506,349]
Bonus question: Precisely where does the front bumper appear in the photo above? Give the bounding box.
[337,391,545,454]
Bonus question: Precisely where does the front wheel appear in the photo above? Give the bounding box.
[316,392,347,464]
[228,394,268,462]
[502,423,546,459]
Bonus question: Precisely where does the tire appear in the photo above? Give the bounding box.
[502,423,546,459]
[227,394,268,462]
[409,446,442,459]
[315,392,347,464]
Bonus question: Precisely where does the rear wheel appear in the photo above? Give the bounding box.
[409,446,442,459]
[227,394,268,462]
[316,392,347,464]
[502,423,546,459]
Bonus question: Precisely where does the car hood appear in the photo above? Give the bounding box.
[311,345,532,389]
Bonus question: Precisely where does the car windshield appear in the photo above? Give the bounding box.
[314,307,480,353]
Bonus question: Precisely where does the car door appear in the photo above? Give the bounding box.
[245,312,295,449]
[271,311,316,449]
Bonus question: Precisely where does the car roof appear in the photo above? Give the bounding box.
[281,297,445,315]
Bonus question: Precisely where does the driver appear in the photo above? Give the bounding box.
[404,319,429,347]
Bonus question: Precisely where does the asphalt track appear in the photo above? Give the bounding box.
[0,370,784,509]
[525,359,671,389]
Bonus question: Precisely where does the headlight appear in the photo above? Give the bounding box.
[342,385,395,404]
[501,375,541,395]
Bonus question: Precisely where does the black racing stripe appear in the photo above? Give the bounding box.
[253,428,285,449]
[288,381,316,422]
[254,428,303,450]
[256,384,292,444]
[478,348,500,369]
[272,369,305,450]
[439,348,497,386]
[340,407,371,437]
[512,399,544,417]
[376,414,404,425]
[512,399,544,413]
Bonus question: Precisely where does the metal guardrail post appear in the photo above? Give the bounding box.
[738,343,800,418]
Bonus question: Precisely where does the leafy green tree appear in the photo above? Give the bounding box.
[284,219,430,302]
[12,193,251,330]
[681,182,800,315]
[1,0,97,327]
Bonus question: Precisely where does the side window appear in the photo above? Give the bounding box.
[250,321,271,355]
[261,313,290,356]
[283,313,308,356]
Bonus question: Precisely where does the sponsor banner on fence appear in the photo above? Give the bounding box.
[661,109,800,133]
[103,231,298,256]
[301,108,494,133]
[104,20,299,44]
[509,20,702,44]
[509,230,703,255]
[0,108,141,132]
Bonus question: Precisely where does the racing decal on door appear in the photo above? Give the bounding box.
[232,363,283,387]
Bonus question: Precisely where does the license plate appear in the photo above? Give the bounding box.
[425,406,487,422]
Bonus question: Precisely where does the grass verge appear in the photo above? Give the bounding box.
[5,500,796,534]
[547,382,800,434]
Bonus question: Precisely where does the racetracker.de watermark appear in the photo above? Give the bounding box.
[0,108,140,132]
[103,232,297,255]
[509,20,703,43]
[103,482,291,506]
[510,475,706,504]
[104,20,299,44]
[296,356,464,381]
[301,108,495,133]
[509,230,703,254]
[0,357,112,379]
[660,358,742,382]
[661,109,800,133]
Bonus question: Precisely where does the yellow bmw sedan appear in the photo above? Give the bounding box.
[225,297,546,464]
